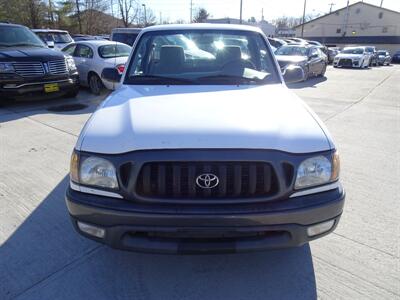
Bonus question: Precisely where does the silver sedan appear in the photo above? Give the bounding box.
[61,40,131,94]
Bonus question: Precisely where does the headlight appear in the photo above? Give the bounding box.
[0,62,14,73]
[65,57,77,71]
[334,57,339,61]
[79,156,119,189]
[295,152,340,189]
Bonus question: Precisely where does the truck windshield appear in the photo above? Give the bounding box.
[0,26,45,48]
[125,30,280,85]
[37,32,72,44]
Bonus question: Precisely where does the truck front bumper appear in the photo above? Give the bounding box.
[66,186,345,254]
[0,75,79,99]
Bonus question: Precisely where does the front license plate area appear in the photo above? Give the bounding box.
[44,83,60,93]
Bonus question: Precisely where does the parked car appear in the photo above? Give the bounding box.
[111,28,141,46]
[62,40,131,94]
[0,23,79,100]
[267,37,287,49]
[286,37,308,44]
[71,34,97,41]
[333,47,370,68]
[306,40,323,46]
[364,46,378,66]
[391,50,400,63]
[32,29,74,50]
[66,24,345,254]
[275,44,327,80]
[376,50,391,66]
[327,48,340,64]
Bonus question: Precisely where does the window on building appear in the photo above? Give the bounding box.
[379,12,383,19]
[356,8,361,14]
[336,28,341,34]
[382,27,388,33]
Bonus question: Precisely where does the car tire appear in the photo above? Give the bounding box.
[88,73,103,95]
[319,63,327,77]
[302,66,309,81]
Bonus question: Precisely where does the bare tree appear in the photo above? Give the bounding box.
[193,8,209,23]
[118,0,138,27]
[75,0,83,33]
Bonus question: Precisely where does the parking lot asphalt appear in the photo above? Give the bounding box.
[1,66,399,300]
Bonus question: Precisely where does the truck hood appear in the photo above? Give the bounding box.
[0,46,65,62]
[78,84,332,154]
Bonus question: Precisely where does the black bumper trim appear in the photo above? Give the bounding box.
[66,187,345,254]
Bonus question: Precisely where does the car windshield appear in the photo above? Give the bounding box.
[377,51,386,55]
[125,30,280,85]
[0,26,45,48]
[98,44,132,58]
[275,45,308,56]
[342,48,364,54]
[37,32,72,43]
[112,32,139,46]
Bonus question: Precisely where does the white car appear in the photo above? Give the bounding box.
[32,29,74,50]
[66,24,345,254]
[333,47,370,68]
[62,40,132,94]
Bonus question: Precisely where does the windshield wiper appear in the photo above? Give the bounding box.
[196,74,264,84]
[127,75,196,84]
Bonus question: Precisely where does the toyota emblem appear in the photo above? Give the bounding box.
[196,173,219,189]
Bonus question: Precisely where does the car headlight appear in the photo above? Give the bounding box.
[70,153,119,189]
[334,57,339,61]
[65,57,77,71]
[0,62,15,73]
[295,152,340,189]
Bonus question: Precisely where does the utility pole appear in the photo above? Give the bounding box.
[160,12,162,24]
[190,0,193,23]
[380,0,384,7]
[342,0,350,36]
[329,2,335,13]
[261,8,264,21]
[301,0,307,37]
[142,4,147,26]
[240,0,243,24]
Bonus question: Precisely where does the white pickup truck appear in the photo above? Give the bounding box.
[66,24,345,254]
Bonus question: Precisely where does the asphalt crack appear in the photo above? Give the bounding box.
[324,70,397,122]
[13,245,103,299]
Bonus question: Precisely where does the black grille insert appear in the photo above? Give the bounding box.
[135,162,278,200]
[338,58,353,67]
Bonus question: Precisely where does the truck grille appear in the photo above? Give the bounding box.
[135,162,278,200]
[12,60,68,77]
[48,59,68,75]
[12,62,45,77]
[338,58,353,67]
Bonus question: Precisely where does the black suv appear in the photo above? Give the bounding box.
[0,23,79,100]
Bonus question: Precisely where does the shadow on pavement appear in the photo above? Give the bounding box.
[287,76,327,89]
[0,177,317,300]
[0,89,108,123]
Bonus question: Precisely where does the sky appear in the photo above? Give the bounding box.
[137,0,400,23]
